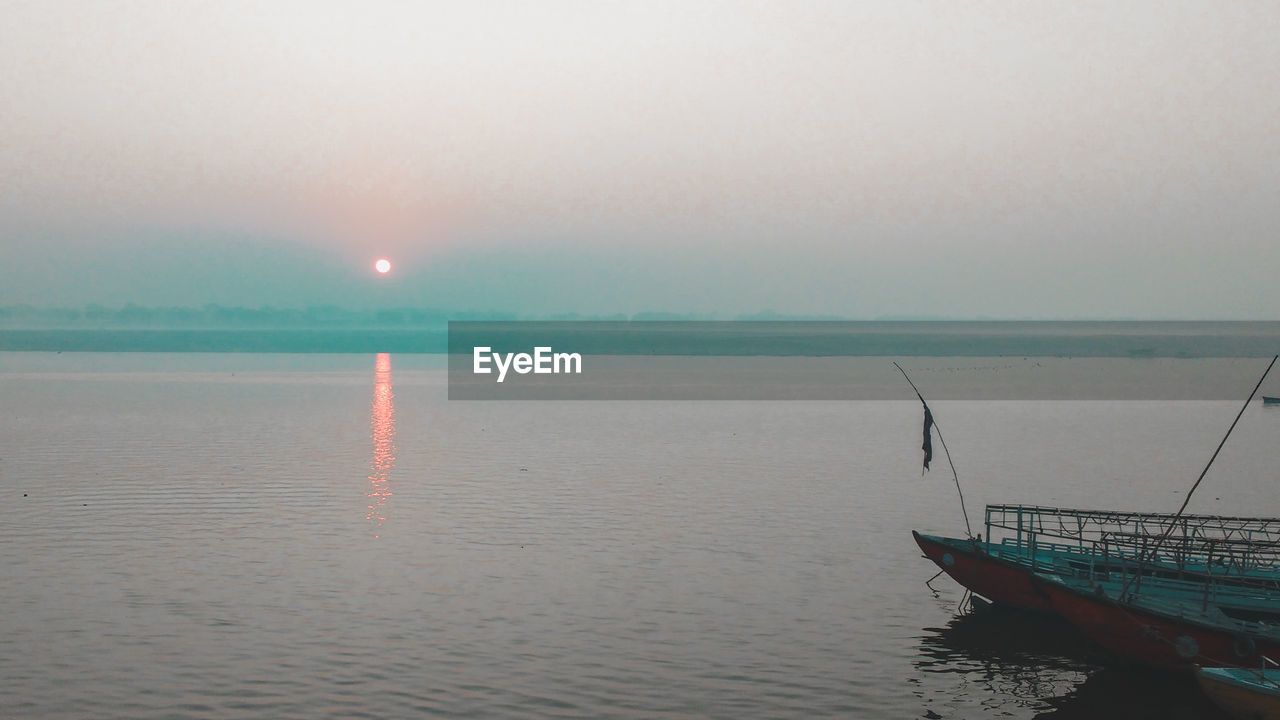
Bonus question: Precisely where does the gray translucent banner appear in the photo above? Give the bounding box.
[447,322,1280,400]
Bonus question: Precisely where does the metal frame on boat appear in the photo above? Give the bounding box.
[916,504,1280,611]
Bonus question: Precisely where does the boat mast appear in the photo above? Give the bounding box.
[894,361,973,539]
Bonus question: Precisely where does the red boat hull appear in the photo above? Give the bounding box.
[912,531,1053,612]
[1037,576,1280,669]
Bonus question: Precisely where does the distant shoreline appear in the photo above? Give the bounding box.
[2,321,1278,356]
[0,329,448,353]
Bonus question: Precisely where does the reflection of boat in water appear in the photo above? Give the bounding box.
[1034,666,1231,719]
[914,605,1094,719]
[917,603,1095,673]
[1196,666,1280,720]
[915,606,1229,719]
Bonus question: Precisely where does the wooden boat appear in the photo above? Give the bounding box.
[908,357,1280,671]
[1035,572,1280,669]
[915,504,1280,612]
[1196,666,1280,720]
[914,531,1055,611]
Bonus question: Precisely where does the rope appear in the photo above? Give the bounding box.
[1122,355,1278,600]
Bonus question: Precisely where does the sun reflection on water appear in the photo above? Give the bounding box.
[367,352,396,537]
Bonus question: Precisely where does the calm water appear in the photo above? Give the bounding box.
[2,353,1277,719]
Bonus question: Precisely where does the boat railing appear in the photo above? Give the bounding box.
[1098,531,1280,574]
[994,534,1270,575]
[984,504,1280,552]
[983,504,1280,582]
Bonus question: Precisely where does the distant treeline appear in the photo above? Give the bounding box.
[1,310,1279,356]
[0,329,450,353]
[0,304,510,329]
[0,304,844,329]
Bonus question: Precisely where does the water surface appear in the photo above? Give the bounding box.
[1,353,1274,718]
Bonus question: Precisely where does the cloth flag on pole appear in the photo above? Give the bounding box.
[921,404,934,471]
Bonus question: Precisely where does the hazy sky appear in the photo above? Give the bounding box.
[2,1,1278,318]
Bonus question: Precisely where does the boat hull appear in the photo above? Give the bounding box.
[1196,667,1280,720]
[912,531,1053,612]
[1037,576,1280,670]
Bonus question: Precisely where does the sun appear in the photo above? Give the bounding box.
[374,258,392,274]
